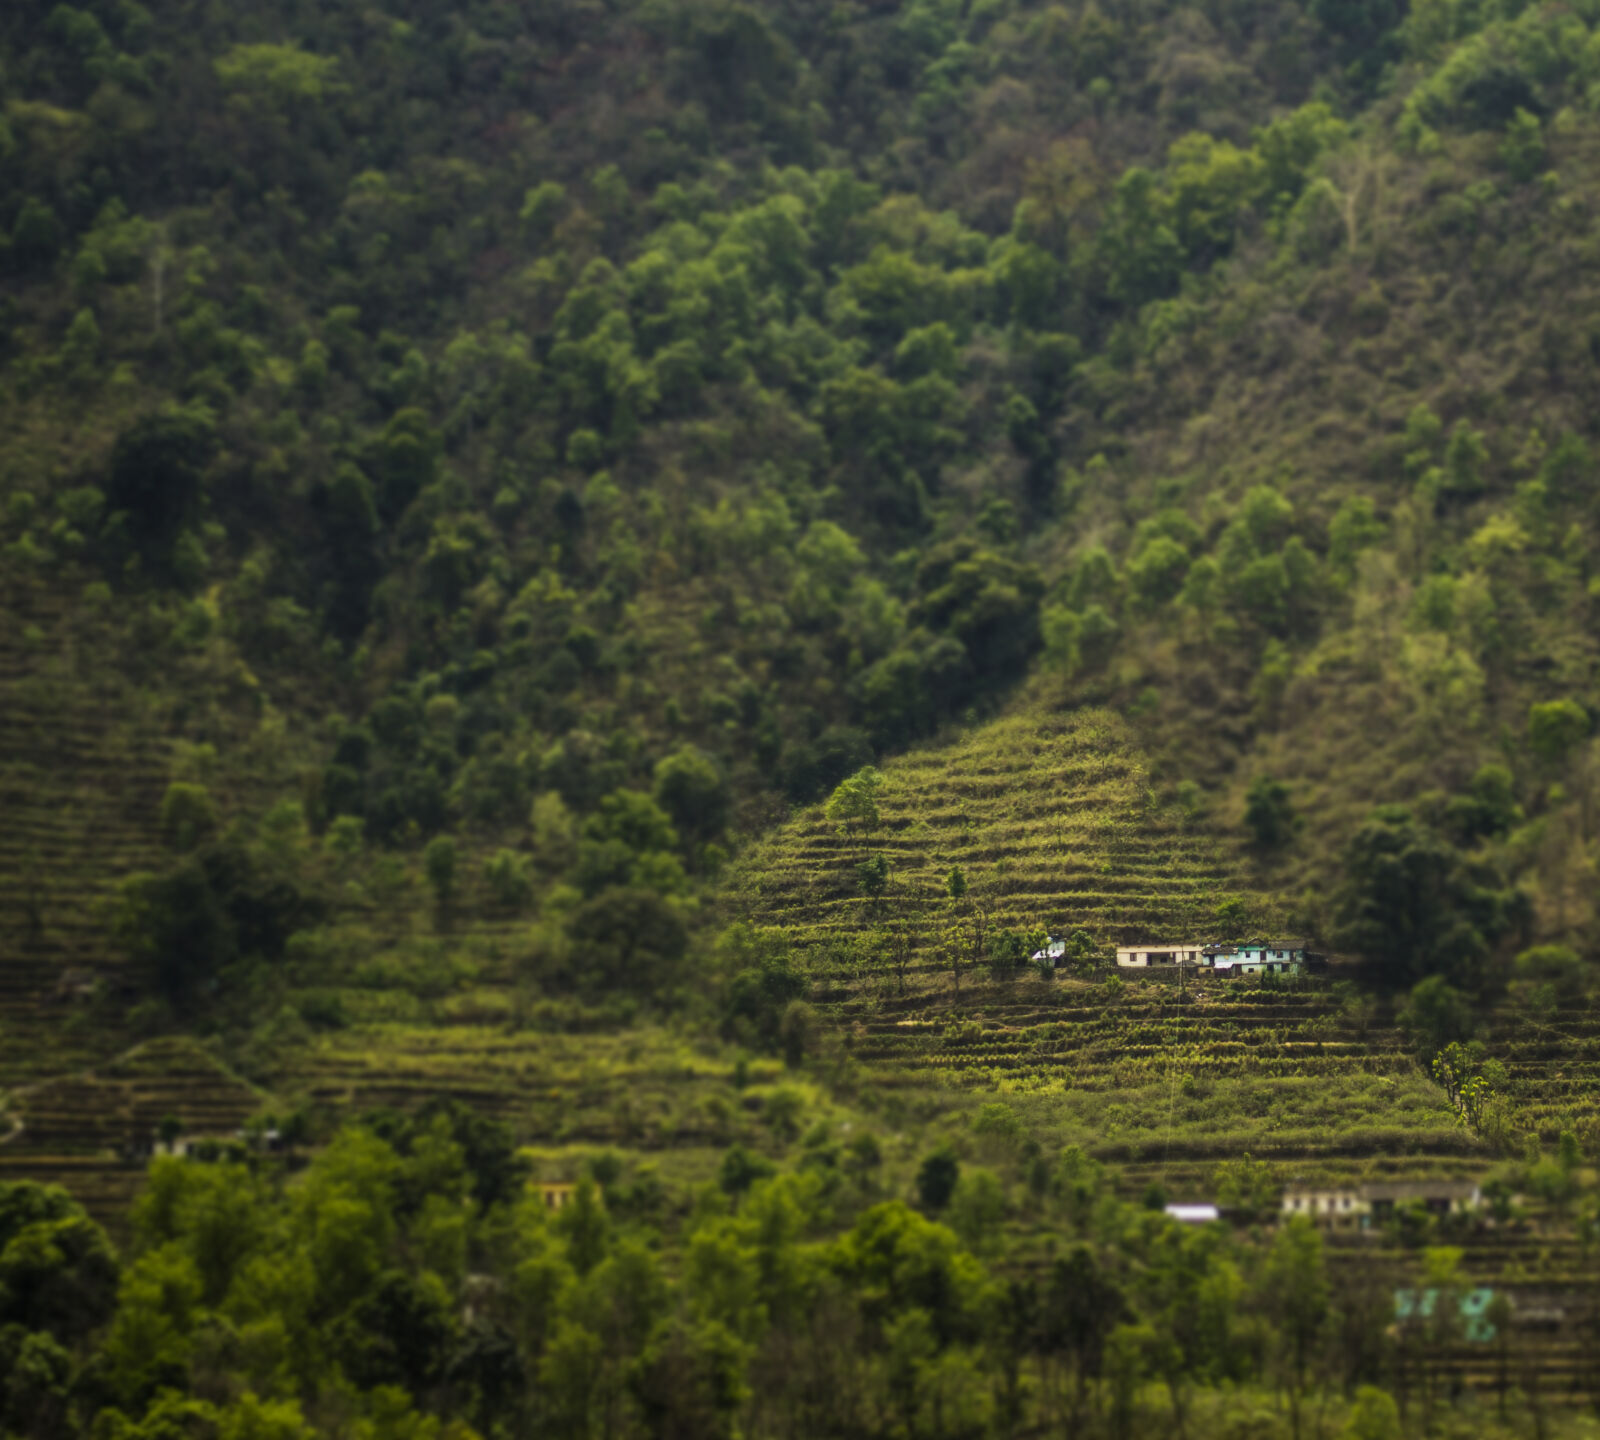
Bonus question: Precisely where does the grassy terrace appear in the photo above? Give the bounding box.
[728,705,1253,990]
[829,974,1480,1194]
[728,699,1600,1193]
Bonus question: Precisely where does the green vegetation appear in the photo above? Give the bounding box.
[10,0,1600,1430]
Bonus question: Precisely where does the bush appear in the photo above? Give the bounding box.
[565,887,689,1000]
[1244,775,1299,851]
[423,837,457,907]
[1514,944,1586,1000]
[483,849,533,911]
[653,747,729,845]
[1402,975,1474,1052]
[105,407,216,579]
[916,1144,961,1212]
[1528,698,1588,765]
[159,783,216,851]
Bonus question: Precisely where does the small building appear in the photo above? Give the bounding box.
[1114,940,1322,974]
[534,1182,579,1212]
[1395,1287,1498,1342]
[1165,1203,1220,1224]
[1204,942,1314,976]
[1282,1178,1481,1230]
[1031,937,1067,966]
[1363,1179,1481,1220]
[1282,1185,1367,1229]
[1116,942,1210,969]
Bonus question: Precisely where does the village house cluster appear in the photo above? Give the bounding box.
[1031,936,1327,975]
[1166,1178,1483,1231]
[1114,940,1324,974]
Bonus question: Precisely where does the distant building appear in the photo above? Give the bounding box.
[1282,1184,1366,1228]
[1395,1287,1498,1342]
[1282,1178,1482,1229]
[1165,1203,1220,1224]
[1204,942,1317,975]
[1115,942,1209,969]
[534,1182,579,1211]
[1031,937,1067,966]
[1363,1179,1481,1220]
[1113,940,1321,974]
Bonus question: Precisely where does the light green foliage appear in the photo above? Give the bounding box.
[1501,107,1547,180]
[1342,1386,1401,1440]
[1328,496,1385,579]
[484,849,534,911]
[10,1,1600,1430]
[214,44,343,108]
[946,1169,1005,1253]
[1514,943,1586,999]
[824,766,884,837]
[1528,698,1589,763]
[1443,420,1489,497]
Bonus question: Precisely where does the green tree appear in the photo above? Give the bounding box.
[159,783,215,852]
[856,853,891,902]
[1528,698,1588,766]
[1342,1386,1401,1440]
[1403,975,1474,1051]
[566,888,689,1000]
[915,1145,961,1213]
[653,747,729,847]
[1334,805,1519,986]
[423,836,457,913]
[630,1316,750,1440]
[825,767,885,838]
[483,849,533,911]
[105,407,216,581]
[946,1170,1006,1254]
[1244,775,1299,852]
[1263,1217,1329,1440]
[0,1184,119,1343]
[1499,107,1545,182]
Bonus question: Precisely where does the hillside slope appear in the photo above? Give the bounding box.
[727,700,1258,980]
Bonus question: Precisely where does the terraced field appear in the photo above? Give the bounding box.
[829,974,1480,1192]
[0,1035,266,1228]
[0,571,318,1216]
[731,700,1600,1200]
[0,582,163,1084]
[258,1022,815,1190]
[727,705,1260,989]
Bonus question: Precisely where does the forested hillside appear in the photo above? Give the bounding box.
[9,0,1600,1433]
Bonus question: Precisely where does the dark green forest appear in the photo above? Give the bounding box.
[8,0,1600,1433]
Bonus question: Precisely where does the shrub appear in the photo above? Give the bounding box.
[1244,775,1298,851]
[160,783,216,851]
[483,849,533,911]
[653,746,729,845]
[916,1144,961,1212]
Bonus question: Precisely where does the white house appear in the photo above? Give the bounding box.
[1165,1203,1220,1224]
[1281,1185,1367,1229]
[1115,942,1209,969]
[1282,1179,1481,1229]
